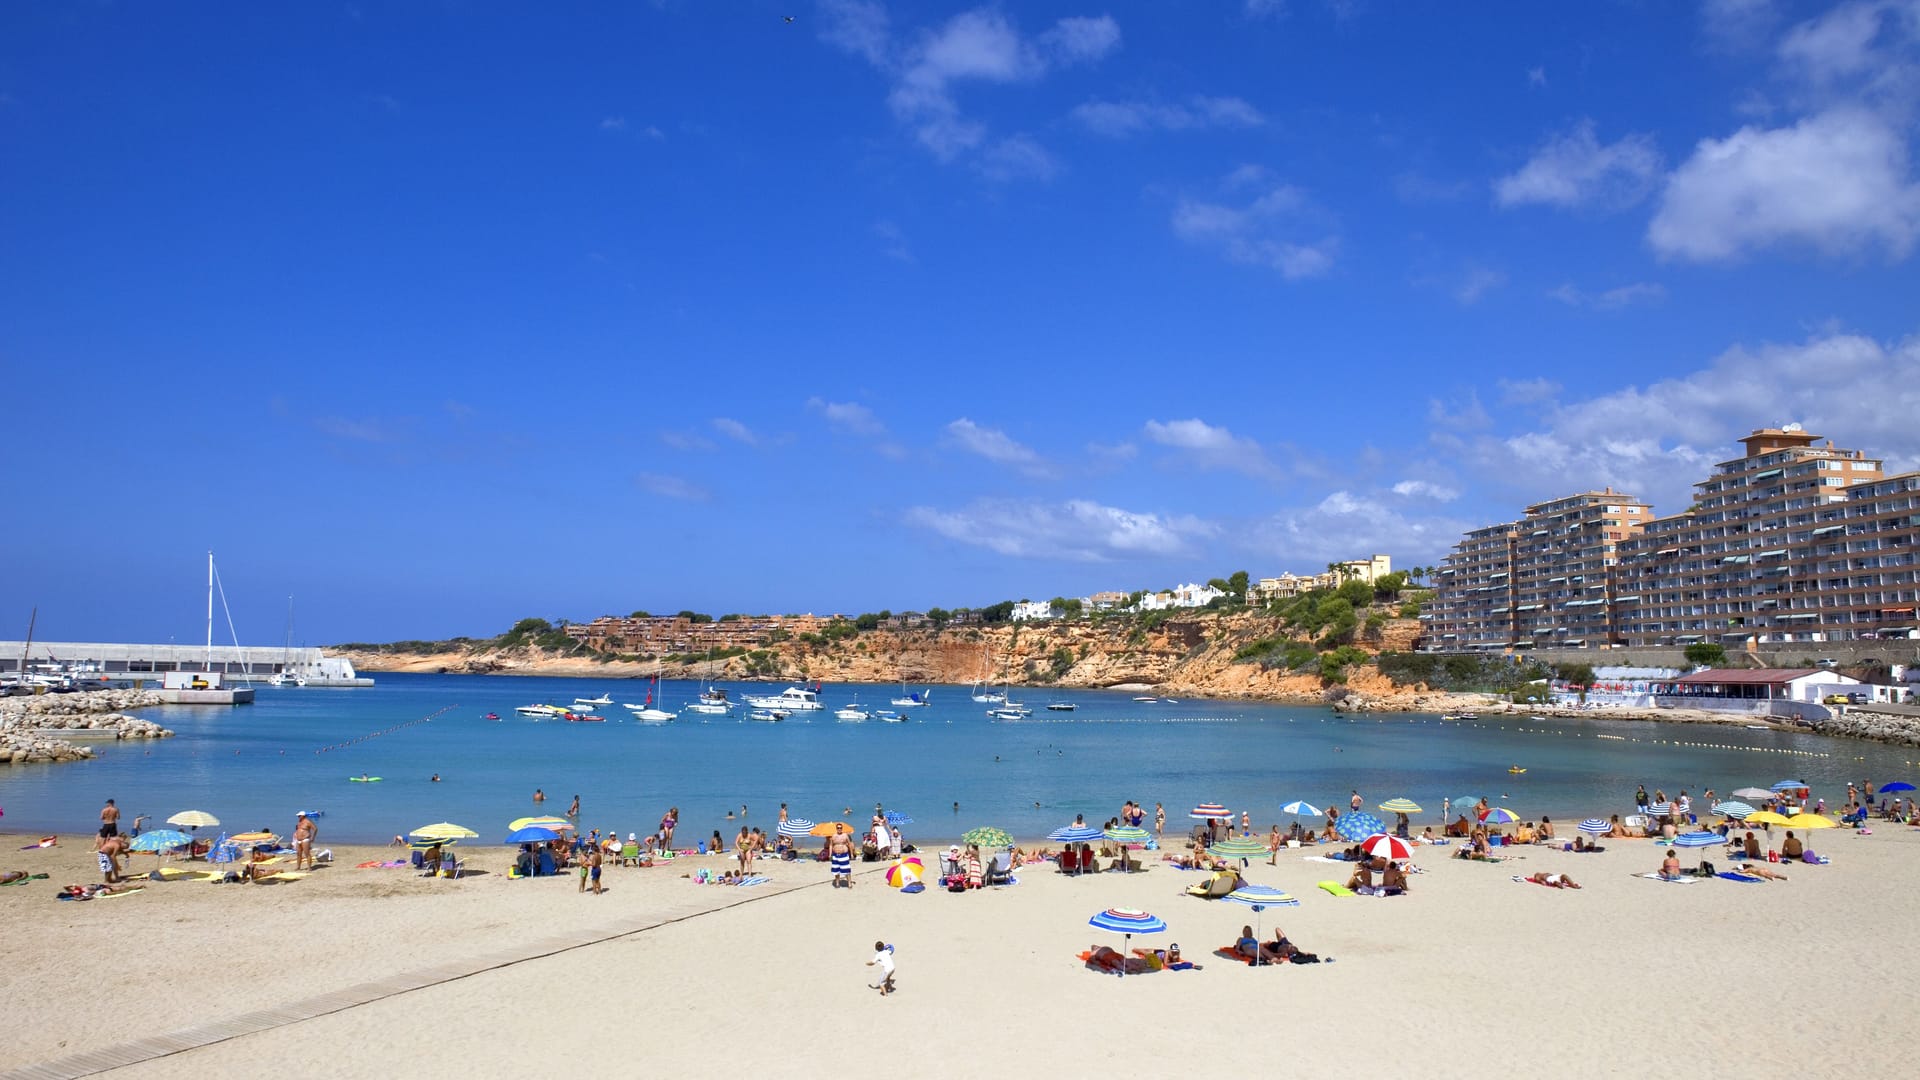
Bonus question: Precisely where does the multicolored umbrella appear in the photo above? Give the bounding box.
[884,857,925,888]
[777,817,817,839]
[1334,812,1386,842]
[1049,825,1105,845]
[508,816,574,832]
[1279,800,1321,817]
[961,826,1013,849]
[1087,907,1166,977]
[1360,833,1414,862]
[1711,801,1756,819]
[1189,803,1231,820]
[411,823,478,841]
[228,832,278,845]
[1377,798,1423,816]
[1481,807,1520,826]
[1104,825,1149,845]
[129,830,192,852]
[1577,818,1610,835]
[1209,836,1268,862]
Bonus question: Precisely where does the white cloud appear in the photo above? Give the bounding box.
[905,498,1215,561]
[1071,95,1264,137]
[1527,66,1547,87]
[599,116,664,139]
[1244,0,1285,18]
[1778,1,1895,85]
[1246,492,1473,566]
[1494,120,1663,209]
[600,116,625,130]
[1546,281,1668,309]
[807,396,886,436]
[1497,377,1562,406]
[1647,107,1920,262]
[822,6,1118,178]
[661,431,715,452]
[945,418,1049,475]
[1391,479,1460,501]
[1171,177,1338,279]
[711,417,758,445]
[635,473,710,502]
[1143,418,1278,477]
[873,220,913,262]
[1453,265,1506,305]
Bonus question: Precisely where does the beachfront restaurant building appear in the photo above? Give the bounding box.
[1656,667,1861,705]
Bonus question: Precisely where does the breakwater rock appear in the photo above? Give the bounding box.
[1819,710,1920,748]
[0,689,173,764]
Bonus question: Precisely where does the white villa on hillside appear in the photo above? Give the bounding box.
[1135,582,1225,611]
[1011,600,1060,622]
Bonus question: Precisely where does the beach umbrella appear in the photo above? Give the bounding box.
[884,857,925,888]
[1480,807,1520,826]
[1577,818,1610,835]
[1731,788,1774,801]
[1087,907,1166,978]
[504,826,560,845]
[884,810,914,826]
[205,836,243,865]
[1104,824,1149,845]
[809,821,855,838]
[777,817,816,840]
[1672,831,1723,849]
[228,832,278,845]
[168,810,220,831]
[1642,802,1672,819]
[129,830,192,853]
[1361,833,1415,862]
[1450,795,1484,811]
[1049,825,1105,845]
[1879,781,1916,794]
[508,816,574,832]
[412,823,478,841]
[1209,836,1268,864]
[1378,798,1423,816]
[1279,800,1321,817]
[1223,884,1299,965]
[1770,780,1806,792]
[1188,803,1231,823]
[1711,801,1756,819]
[1784,814,1836,830]
[1334,812,1386,842]
[408,836,456,851]
[1745,811,1790,827]
[961,826,1013,849]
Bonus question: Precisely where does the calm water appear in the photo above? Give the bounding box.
[2,674,1908,844]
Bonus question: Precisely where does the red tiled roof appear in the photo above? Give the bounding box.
[1671,668,1821,685]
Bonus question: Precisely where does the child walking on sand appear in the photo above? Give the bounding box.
[867,941,895,996]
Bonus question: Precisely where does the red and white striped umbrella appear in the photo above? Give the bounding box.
[1188,803,1231,820]
[1360,833,1414,862]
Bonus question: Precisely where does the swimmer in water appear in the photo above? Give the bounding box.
[431,774,441,782]
[725,809,735,819]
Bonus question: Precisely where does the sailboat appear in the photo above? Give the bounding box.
[267,596,305,687]
[625,673,677,722]
[684,648,733,715]
[833,697,870,722]
[890,683,932,707]
[989,687,1032,720]
[970,645,1004,703]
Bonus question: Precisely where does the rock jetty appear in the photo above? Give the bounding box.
[0,689,174,765]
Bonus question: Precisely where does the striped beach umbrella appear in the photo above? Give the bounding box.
[228,832,278,845]
[1642,802,1673,819]
[1361,833,1415,862]
[1189,803,1231,820]
[961,826,1013,849]
[1279,800,1321,817]
[1087,907,1166,977]
[1577,818,1610,835]
[1770,780,1806,791]
[1711,801,1755,819]
[508,816,574,832]
[167,810,220,831]
[777,817,816,839]
[1223,884,1298,964]
[1334,812,1386,842]
[1104,825,1149,845]
[1209,836,1268,863]
[1481,807,1520,826]
[129,830,192,853]
[1378,798,1423,816]
[1049,825,1105,845]
[1673,831,1722,848]
[412,823,478,841]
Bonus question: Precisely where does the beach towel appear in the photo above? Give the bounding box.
[1716,872,1765,883]
[1316,881,1354,897]
[1303,856,1345,864]
[0,873,48,886]
[1638,873,1700,884]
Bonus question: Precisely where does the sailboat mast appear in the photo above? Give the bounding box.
[20,606,35,681]
[205,551,214,673]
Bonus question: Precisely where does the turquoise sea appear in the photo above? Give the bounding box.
[2,674,1909,845]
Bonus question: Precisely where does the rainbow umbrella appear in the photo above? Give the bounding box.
[1189,803,1231,820]
[509,816,574,832]
[884,857,925,888]
[1223,884,1298,964]
[1481,807,1520,827]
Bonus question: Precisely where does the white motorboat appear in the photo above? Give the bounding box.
[743,686,823,711]
[747,709,785,722]
[573,693,613,707]
[268,672,307,687]
[872,709,902,722]
[988,704,1032,720]
[834,705,870,722]
[890,685,931,707]
[1046,701,1076,711]
[625,702,677,722]
[517,704,567,717]
[1132,696,1159,703]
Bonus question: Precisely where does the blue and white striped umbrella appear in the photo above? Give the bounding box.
[1224,884,1299,909]
[1577,818,1610,835]
[1049,824,1105,845]
[884,811,914,826]
[777,817,816,839]
[1673,831,1723,848]
[1771,780,1806,791]
[129,830,192,853]
[1643,802,1673,818]
[1279,800,1321,817]
[1711,801,1756,819]
[1089,907,1167,934]
[1334,812,1386,842]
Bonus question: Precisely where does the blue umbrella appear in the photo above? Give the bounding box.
[1223,885,1298,965]
[884,810,914,826]
[1279,800,1321,817]
[1879,781,1916,794]
[1771,780,1806,791]
[1673,831,1722,848]
[1334,812,1385,842]
[1577,818,1610,835]
[1087,907,1166,977]
[504,826,560,844]
[1643,802,1673,818]
[1450,795,1483,810]
[129,830,192,853]
[1049,825,1105,845]
[777,817,816,840]
[205,838,243,865]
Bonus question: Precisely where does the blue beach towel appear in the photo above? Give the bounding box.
[1717,872,1763,882]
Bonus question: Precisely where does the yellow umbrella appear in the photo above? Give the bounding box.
[228,832,279,844]
[412,822,479,840]
[1784,813,1836,830]
[508,816,574,832]
[1745,811,1791,826]
[168,810,221,830]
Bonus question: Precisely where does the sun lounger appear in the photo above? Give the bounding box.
[985,851,1013,885]
[1184,873,1236,899]
[1058,849,1079,874]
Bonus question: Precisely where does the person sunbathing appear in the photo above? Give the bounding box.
[1658,852,1683,881]
[1087,945,1146,974]
[1741,864,1788,881]
[1539,817,1556,840]
[1419,827,1438,844]
[1233,925,1260,962]
[1526,872,1580,888]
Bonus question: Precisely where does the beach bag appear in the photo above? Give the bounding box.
[1802,850,1818,864]
[1698,860,1716,878]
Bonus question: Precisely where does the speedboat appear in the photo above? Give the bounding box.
[743,686,823,711]
[1508,766,1527,774]
[872,709,902,722]
[568,713,606,723]
[1046,702,1076,711]
[1132,696,1158,703]
[516,704,567,717]
[989,703,1032,720]
[483,712,500,721]
[834,705,870,722]
[268,672,307,687]
[747,709,784,722]
[573,693,613,707]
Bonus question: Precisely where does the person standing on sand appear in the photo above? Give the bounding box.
[100,799,119,838]
[867,941,895,996]
[95,832,122,884]
[1441,797,1452,823]
[827,823,855,888]
[588,847,604,895]
[294,812,317,871]
[660,807,678,851]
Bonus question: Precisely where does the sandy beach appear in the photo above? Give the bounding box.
[4,821,1916,1080]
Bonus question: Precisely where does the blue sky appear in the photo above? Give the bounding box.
[4,1,1918,643]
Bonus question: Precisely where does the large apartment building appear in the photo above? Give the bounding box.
[1425,426,1919,650]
